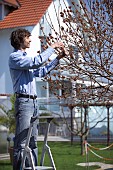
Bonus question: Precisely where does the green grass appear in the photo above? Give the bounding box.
[0,142,113,170]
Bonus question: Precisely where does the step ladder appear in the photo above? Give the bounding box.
[21,115,56,170]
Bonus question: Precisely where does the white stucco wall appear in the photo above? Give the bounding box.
[45,0,80,36]
[26,24,41,56]
[0,28,13,94]
[45,0,71,37]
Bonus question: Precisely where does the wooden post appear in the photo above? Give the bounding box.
[69,105,74,145]
[106,105,110,146]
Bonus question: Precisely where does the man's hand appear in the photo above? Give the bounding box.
[57,51,65,60]
[51,41,69,60]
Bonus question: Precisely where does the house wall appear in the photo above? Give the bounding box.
[0,28,13,94]
[45,0,73,37]
[0,25,40,95]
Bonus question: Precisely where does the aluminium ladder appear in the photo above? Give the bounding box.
[21,115,56,170]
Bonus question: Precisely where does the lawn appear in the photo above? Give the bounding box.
[0,141,113,170]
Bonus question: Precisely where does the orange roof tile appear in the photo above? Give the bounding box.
[0,0,52,30]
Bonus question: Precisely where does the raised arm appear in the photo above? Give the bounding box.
[9,42,65,70]
[33,50,66,77]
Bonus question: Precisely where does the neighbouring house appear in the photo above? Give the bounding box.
[0,0,75,110]
[1,0,112,142]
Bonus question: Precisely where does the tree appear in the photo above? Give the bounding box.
[38,0,113,150]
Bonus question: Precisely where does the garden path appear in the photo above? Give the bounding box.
[77,162,113,170]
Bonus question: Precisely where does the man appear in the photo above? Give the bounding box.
[9,28,66,170]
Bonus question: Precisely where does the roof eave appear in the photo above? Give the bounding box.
[3,0,20,8]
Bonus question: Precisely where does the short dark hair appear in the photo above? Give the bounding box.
[10,28,31,49]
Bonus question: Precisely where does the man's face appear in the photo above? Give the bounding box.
[22,36,31,49]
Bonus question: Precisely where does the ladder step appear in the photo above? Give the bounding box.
[24,166,54,170]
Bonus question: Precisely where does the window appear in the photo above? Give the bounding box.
[0,4,4,20]
[49,81,59,97]
[49,80,72,98]
[36,81,47,98]
[61,80,72,96]
[0,3,17,20]
[39,15,51,37]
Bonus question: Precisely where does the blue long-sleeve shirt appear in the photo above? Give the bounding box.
[9,47,59,96]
